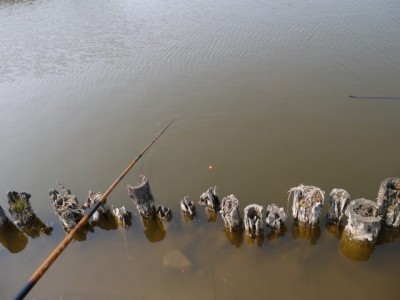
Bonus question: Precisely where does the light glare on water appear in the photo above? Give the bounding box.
[0,0,400,299]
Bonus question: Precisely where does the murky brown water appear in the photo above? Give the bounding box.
[1,0,400,299]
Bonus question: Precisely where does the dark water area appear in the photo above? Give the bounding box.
[1,0,400,299]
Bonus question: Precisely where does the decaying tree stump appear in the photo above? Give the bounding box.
[127,175,156,219]
[327,188,350,224]
[49,181,84,230]
[265,204,286,232]
[111,205,132,226]
[345,198,382,243]
[180,196,196,218]
[289,184,325,226]
[156,205,172,222]
[199,186,220,211]
[0,205,9,229]
[7,191,36,228]
[220,194,242,231]
[377,178,400,228]
[83,191,111,221]
[244,204,263,237]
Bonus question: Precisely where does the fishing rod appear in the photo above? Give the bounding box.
[348,95,400,100]
[14,115,178,300]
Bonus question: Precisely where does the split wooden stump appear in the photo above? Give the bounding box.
[128,175,156,219]
[327,188,350,224]
[244,204,263,237]
[377,177,400,228]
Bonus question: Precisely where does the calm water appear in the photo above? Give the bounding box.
[1,0,400,299]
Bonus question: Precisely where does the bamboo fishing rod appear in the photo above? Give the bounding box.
[14,115,178,300]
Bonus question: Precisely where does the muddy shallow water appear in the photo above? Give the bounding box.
[1,0,400,299]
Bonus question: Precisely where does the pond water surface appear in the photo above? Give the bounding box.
[1,0,400,299]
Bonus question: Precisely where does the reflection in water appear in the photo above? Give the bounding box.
[205,209,218,223]
[143,218,166,243]
[91,215,120,231]
[21,216,53,238]
[0,222,28,253]
[340,235,375,262]
[223,228,243,248]
[245,234,264,247]
[325,222,345,239]
[266,226,287,241]
[377,228,400,245]
[292,223,321,245]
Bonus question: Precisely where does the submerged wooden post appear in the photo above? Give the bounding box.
[289,184,325,226]
[244,204,263,237]
[265,204,286,232]
[49,181,84,230]
[345,198,381,243]
[199,186,220,211]
[327,188,350,224]
[7,191,36,228]
[127,175,156,219]
[0,205,9,229]
[220,194,242,231]
[377,178,400,228]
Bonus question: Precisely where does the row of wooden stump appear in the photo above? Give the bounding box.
[1,176,399,245]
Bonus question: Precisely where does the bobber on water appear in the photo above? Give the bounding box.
[244,204,263,237]
[220,194,242,231]
[127,175,156,219]
[377,178,400,228]
[326,188,350,224]
[344,198,381,243]
[289,184,325,226]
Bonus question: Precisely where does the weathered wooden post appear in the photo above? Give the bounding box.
[220,194,242,231]
[83,191,111,221]
[327,188,350,224]
[345,198,381,243]
[127,175,156,219]
[156,205,172,222]
[377,178,400,228]
[111,205,132,226]
[199,186,220,211]
[265,204,286,233]
[49,181,84,230]
[7,191,36,228]
[244,204,263,237]
[289,184,325,226]
[180,196,196,219]
[0,205,9,229]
